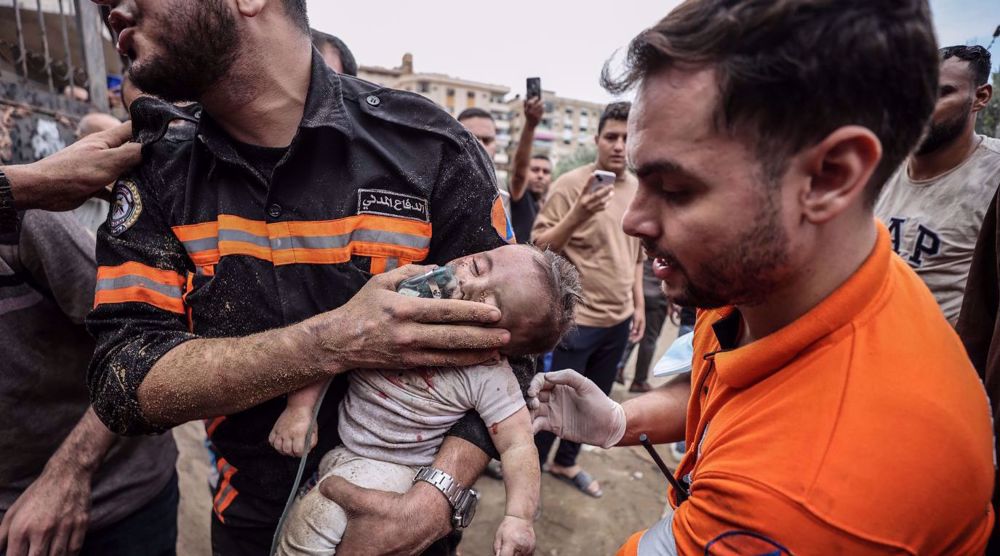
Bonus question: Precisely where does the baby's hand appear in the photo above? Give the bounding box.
[494,515,535,556]
[268,404,318,457]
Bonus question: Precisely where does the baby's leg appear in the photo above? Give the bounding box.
[270,380,327,457]
[276,447,417,556]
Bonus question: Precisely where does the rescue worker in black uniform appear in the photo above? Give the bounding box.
[87,0,524,553]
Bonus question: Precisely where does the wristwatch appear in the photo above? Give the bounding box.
[413,467,480,530]
[0,168,18,238]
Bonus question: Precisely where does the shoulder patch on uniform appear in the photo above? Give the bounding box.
[357,189,429,222]
[108,179,143,236]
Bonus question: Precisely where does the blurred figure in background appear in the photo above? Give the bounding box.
[311,30,357,76]
[875,45,998,325]
[532,101,643,498]
[508,95,551,244]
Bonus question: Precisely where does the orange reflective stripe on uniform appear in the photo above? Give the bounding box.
[212,457,239,523]
[94,262,186,314]
[172,214,431,267]
[171,220,220,267]
[205,416,225,438]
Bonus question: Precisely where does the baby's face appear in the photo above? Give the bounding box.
[447,245,548,343]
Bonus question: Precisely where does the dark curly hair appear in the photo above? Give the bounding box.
[941,45,992,86]
[598,101,631,134]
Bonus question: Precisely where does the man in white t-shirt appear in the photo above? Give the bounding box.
[876,45,999,324]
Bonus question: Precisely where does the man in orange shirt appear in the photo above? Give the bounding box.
[528,1,996,553]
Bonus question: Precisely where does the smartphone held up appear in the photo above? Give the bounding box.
[527,77,541,100]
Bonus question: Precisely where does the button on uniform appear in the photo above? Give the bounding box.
[366,95,381,107]
[267,204,282,218]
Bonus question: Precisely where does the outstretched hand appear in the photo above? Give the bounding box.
[527,369,626,449]
[524,97,544,128]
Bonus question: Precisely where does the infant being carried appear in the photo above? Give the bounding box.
[274,244,581,555]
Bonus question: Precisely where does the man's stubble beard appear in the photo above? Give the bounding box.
[127,0,241,103]
[671,185,791,310]
[916,98,973,156]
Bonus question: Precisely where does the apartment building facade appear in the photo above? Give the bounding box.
[505,91,605,171]
[358,54,512,176]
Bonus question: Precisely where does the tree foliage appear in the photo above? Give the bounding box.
[554,145,597,180]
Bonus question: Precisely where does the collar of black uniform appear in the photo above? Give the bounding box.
[196,47,354,163]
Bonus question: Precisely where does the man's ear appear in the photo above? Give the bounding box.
[234,0,267,17]
[973,83,993,113]
[798,126,882,224]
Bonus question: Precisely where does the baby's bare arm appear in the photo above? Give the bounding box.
[270,379,329,457]
[286,380,327,410]
[489,406,539,520]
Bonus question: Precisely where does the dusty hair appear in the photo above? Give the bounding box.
[601,0,939,203]
[514,247,582,356]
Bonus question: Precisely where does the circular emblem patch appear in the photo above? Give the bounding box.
[109,179,143,236]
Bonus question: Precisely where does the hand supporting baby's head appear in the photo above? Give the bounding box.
[447,244,581,357]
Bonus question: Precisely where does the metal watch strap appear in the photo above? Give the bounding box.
[0,168,19,238]
[413,466,466,508]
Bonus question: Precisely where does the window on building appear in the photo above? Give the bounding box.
[418,81,430,93]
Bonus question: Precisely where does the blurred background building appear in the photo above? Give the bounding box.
[0,0,123,164]
[359,52,608,182]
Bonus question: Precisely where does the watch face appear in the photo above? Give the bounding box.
[455,490,479,529]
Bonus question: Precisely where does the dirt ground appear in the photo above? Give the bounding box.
[173,320,683,556]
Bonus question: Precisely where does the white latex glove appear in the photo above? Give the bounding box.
[527,369,626,449]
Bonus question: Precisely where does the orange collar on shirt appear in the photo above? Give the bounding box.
[712,222,891,389]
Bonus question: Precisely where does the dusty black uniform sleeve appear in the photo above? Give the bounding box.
[85,170,197,436]
[427,130,534,461]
